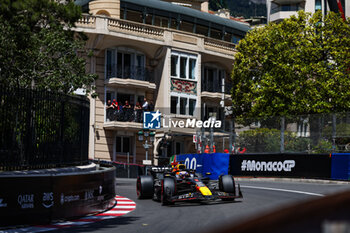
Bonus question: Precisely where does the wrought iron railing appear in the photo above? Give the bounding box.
[106,108,144,123]
[106,65,154,82]
[0,86,90,171]
[201,82,232,94]
[201,82,222,93]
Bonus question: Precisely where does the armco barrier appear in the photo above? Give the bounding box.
[175,153,230,180]
[331,153,350,180]
[230,153,332,179]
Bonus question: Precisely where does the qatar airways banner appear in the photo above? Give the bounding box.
[230,154,332,179]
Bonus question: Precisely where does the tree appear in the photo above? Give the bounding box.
[231,11,350,119]
[0,0,96,94]
[209,0,228,11]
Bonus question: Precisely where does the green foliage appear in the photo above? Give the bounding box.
[232,11,350,119]
[209,0,266,18]
[312,139,333,153]
[236,128,312,153]
[209,0,228,11]
[0,0,97,95]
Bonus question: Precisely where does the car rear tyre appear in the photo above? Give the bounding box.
[161,177,176,205]
[137,175,154,199]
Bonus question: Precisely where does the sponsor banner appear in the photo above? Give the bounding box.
[330,153,350,180]
[230,154,332,178]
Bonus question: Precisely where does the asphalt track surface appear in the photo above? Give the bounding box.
[52,178,350,233]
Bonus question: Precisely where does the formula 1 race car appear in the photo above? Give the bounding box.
[136,163,242,205]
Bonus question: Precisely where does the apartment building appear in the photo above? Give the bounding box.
[267,0,349,23]
[74,0,250,165]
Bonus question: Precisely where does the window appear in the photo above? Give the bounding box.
[180,97,187,115]
[145,14,152,25]
[180,21,194,33]
[106,50,116,78]
[171,51,197,80]
[202,66,225,93]
[116,136,132,154]
[171,96,178,114]
[171,96,197,116]
[188,59,196,80]
[171,55,178,77]
[315,0,322,11]
[189,99,196,116]
[180,57,187,79]
[126,10,142,23]
[106,48,146,80]
[196,24,209,37]
[170,18,177,29]
[232,35,241,44]
[211,28,222,40]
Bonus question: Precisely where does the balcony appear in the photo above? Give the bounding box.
[105,65,156,90]
[104,108,144,131]
[204,37,236,56]
[201,82,232,100]
[75,14,237,58]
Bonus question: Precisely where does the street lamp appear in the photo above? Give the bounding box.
[138,130,155,174]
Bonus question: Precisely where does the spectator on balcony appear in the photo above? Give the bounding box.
[142,98,149,111]
[106,99,113,121]
[123,100,133,121]
[135,101,143,123]
[112,99,122,111]
[123,100,132,109]
[134,101,142,111]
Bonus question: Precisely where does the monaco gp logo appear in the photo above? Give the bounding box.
[241,160,295,172]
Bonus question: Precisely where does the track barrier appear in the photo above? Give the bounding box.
[175,153,350,180]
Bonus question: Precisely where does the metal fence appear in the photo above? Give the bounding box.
[0,86,90,170]
[232,113,350,154]
[195,112,350,154]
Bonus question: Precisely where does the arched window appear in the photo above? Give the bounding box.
[96,10,110,17]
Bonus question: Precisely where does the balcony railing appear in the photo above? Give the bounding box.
[204,37,236,53]
[75,15,237,56]
[108,17,164,39]
[106,65,154,82]
[106,108,144,123]
[202,83,222,93]
[201,82,232,94]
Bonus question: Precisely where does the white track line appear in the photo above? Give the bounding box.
[241,185,324,196]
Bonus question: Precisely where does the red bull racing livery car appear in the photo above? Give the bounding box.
[136,163,242,205]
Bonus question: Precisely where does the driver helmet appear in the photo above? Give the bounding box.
[178,170,189,179]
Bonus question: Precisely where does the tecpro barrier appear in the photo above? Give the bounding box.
[230,154,332,179]
[0,165,116,226]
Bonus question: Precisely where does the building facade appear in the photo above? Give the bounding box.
[74,0,250,165]
[267,0,348,23]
